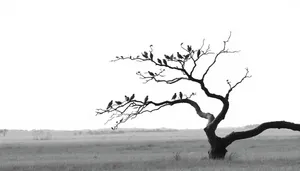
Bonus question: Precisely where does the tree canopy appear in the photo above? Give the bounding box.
[96,33,300,159]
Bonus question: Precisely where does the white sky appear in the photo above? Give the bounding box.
[0,0,300,130]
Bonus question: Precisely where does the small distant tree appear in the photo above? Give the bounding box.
[96,33,300,159]
[0,129,8,137]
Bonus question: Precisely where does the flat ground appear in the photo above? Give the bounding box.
[0,128,300,171]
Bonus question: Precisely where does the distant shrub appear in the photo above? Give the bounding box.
[74,131,83,136]
[32,130,52,140]
[0,129,8,136]
[173,151,182,161]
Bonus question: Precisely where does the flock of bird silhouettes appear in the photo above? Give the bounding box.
[172,92,183,100]
[106,92,184,110]
[106,92,184,131]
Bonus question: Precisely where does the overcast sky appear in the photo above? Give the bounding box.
[0,0,300,130]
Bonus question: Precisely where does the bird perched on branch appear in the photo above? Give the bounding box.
[107,100,113,109]
[115,101,122,105]
[129,94,135,101]
[171,93,177,100]
[179,92,183,99]
[144,95,149,104]
[163,59,168,66]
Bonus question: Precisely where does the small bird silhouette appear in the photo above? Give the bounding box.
[197,49,201,57]
[157,58,162,65]
[177,52,183,59]
[150,52,153,59]
[144,95,149,104]
[171,93,177,100]
[164,55,170,60]
[187,45,192,52]
[115,101,122,105]
[148,71,155,77]
[170,54,174,60]
[129,94,135,101]
[179,92,183,99]
[163,59,168,66]
[142,52,148,58]
[107,100,113,109]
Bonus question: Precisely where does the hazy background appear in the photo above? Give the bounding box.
[0,0,299,130]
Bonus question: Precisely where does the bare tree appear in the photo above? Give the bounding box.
[96,33,300,159]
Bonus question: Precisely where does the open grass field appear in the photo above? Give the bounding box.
[0,128,300,171]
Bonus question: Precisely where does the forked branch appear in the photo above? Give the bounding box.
[202,32,240,81]
[189,39,214,76]
[225,68,251,99]
[111,45,190,80]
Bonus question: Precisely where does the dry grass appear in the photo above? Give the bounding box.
[0,129,300,171]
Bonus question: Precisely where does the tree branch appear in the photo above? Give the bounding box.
[96,92,214,129]
[112,45,190,78]
[112,46,197,86]
[190,40,214,76]
[136,69,189,84]
[186,77,230,131]
[202,32,239,81]
[223,121,300,147]
[193,32,242,131]
[225,68,252,99]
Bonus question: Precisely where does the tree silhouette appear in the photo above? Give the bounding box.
[0,129,8,137]
[96,33,300,159]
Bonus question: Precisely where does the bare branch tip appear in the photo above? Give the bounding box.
[225,31,232,43]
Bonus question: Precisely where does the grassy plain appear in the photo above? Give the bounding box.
[0,128,300,171]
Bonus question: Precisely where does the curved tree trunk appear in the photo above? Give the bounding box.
[206,135,228,159]
[204,124,229,159]
[204,120,300,159]
[203,98,230,159]
[200,93,300,159]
